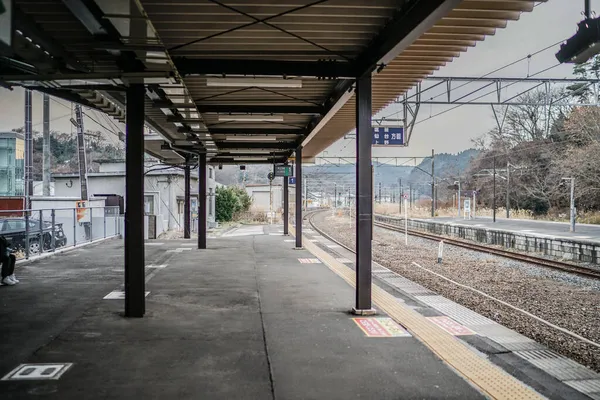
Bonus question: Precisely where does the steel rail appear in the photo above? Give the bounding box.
[374,218,600,280]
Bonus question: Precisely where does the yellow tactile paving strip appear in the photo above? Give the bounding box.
[292,229,545,400]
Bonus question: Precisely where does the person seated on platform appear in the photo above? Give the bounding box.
[0,236,18,286]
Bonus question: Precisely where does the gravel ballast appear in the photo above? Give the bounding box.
[311,211,600,372]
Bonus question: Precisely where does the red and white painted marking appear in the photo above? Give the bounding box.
[353,317,411,338]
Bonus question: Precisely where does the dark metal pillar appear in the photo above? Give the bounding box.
[295,148,302,248]
[283,174,289,235]
[198,153,207,249]
[184,161,191,239]
[125,84,145,318]
[24,90,33,210]
[354,74,374,314]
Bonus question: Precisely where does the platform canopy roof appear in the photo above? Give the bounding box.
[0,0,543,164]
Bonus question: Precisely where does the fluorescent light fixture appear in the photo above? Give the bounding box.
[160,108,174,116]
[218,115,284,123]
[233,157,271,161]
[173,122,183,127]
[207,77,302,88]
[226,136,277,142]
[228,150,272,154]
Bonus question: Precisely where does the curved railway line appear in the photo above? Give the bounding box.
[372,218,600,280]
[307,209,600,356]
[306,209,600,280]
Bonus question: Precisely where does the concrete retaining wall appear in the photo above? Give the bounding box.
[375,214,600,264]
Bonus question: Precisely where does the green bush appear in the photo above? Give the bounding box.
[215,186,252,222]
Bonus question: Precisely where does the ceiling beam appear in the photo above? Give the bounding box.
[173,58,355,79]
[301,0,461,149]
[209,158,288,165]
[208,128,305,136]
[216,142,297,149]
[196,104,324,115]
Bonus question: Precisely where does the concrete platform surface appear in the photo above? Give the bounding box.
[423,216,600,242]
[0,227,487,399]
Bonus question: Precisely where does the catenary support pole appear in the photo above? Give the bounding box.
[42,94,51,196]
[431,149,435,217]
[457,181,461,218]
[493,156,497,223]
[184,160,191,239]
[334,183,337,209]
[283,173,289,235]
[124,83,146,318]
[399,178,402,215]
[570,177,576,232]
[295,147,303,248]
[354,74,374,314]
[198,153,207,249]
[506,161,510,219]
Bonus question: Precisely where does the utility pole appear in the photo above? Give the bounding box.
[409,183,412,209]
[378,182,382,203]
[506,161,510,219]
[42,94,51,196]
[24,90,33,210]
[562,177,576,232]
[431,149,435,217]
[73,105,89,201]
[493,156,496,223]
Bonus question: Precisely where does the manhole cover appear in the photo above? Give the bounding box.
[2,363,73,381]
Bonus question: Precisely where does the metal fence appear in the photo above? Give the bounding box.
[0,206,122,260]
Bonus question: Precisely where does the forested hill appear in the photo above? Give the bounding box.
[12,129,124,179]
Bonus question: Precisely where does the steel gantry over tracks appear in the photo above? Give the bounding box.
[0,0,543,316]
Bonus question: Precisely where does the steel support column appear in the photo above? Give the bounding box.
[198,153,207,249]
[124,83,145,318]
[283,174,289,235]
[354,75,374,314]
[184,162,191,239]
[295,148,302,248]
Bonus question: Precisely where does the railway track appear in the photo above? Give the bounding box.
[308,210,600,280]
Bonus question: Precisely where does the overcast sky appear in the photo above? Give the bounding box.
[0,1,596,159]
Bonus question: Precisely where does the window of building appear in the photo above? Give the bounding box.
[209,168,213,179]
[144,195,155,215]
[209,188,214,216]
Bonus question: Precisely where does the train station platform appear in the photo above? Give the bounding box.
[426,216,600,243]
[1,224,592,399]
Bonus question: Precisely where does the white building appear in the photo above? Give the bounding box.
[52,161,220,236]
[245,183,296,213]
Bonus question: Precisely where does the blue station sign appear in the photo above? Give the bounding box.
[372,126,404,146]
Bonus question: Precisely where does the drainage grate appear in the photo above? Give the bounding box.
[2,363,73,381]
